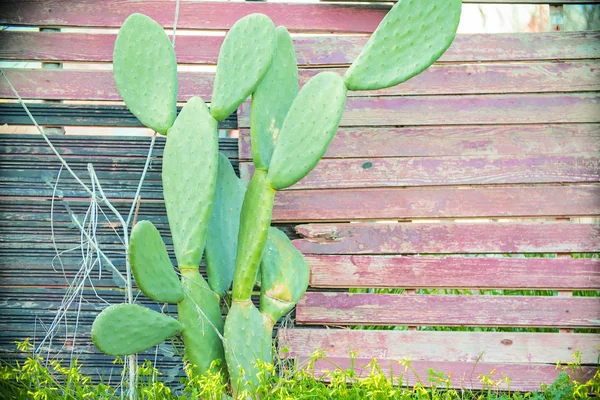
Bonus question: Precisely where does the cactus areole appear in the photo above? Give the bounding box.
[92,2,462,394]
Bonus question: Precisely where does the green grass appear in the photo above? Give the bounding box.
[1,341,598,399]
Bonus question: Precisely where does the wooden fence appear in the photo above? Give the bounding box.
[0,0,598,391]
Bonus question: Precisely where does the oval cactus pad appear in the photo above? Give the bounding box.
[129,220,184,304]
[163,96,218,268]
[205,153,247,297]
[113,13,178,134]
[260,227,309,323]
[250,26,299,169]
[92,304,182,356]
[344,0,462,91]
[267,71,347,190]
[224,301,273,393]
[210,13,276,122]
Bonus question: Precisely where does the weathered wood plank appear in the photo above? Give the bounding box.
[241,153,600,190]
[303,357,597,392]
[2,31,598,65]
[279,329,600,364]
[296,293,600,327]
[239,93,600,128]
[4,61,600,101]
[3,183,600,226]
[0,0,390,32]
[0,103,238,128]
[273,185,600,221]
[306,255,600,289]
[240,124,600,160]
[293,222,600,254]
[1,0,598,33]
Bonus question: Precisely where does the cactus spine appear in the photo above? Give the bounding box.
[92,1,462,394]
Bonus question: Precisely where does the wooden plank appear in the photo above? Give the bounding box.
[4,61,600,101]
[296,293,600,327]
[273,185,600,221]
[2,182,599,229]
[306,255,600,289]
[0,1,390,33]
[293,222,600,254]
[0,103,238,128]
[2,31,598,65]
[304,357,597,392]
[279,329,600,364]
[239,93,600,128]
[325,0,600,3]
[241,153,600,190]
[240,124,600,160]
[1,0,598,32]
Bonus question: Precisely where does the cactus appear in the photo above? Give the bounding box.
[92,1,462,394]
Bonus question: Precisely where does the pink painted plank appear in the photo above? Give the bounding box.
[296,293,600,327]
[279,329,600,364]
[5,61,599,100]
[2,31,598,65]
[240,153,600,190]
[0,69,214,101]
[240,124,600,160]
[239,93,600,128]
[272,185,600,221]
[0,1,389,33]
[305,255,600,289]
[302,357,597,392]
[293,222,600,254]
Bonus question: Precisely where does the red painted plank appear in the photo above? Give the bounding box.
[303,357,597,392]
[0,1,389,33]
[293,222,600,254]
[279,329,600,364]
[273,185,600,221]
[240,124,600,160]
[0,69,214,101]
[239,93,600,128]
[306,255,600,289]
[2,31,598,65]
[241,153,600,190]
[4,61,599,100]
[296,293,600,327]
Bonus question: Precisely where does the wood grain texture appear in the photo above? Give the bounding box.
[239,93,600,128]
[241,124,600,160]
[4,62,599,101]
[0,0,390,32]
[293,222,600,254]
[305,255,600,289]
[273,185,600,221]
[241,153,600,190]
[301,357,597,392]
[296,293,600,327]
[278,329,600,364]
[2,31,598,65]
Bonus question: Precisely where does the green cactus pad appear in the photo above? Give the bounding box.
[129,220,184,303]
[210,14,276,122]
[267,72,347,190]
[260,227,309,323]
[163,96,218,268]
[232,170,276,302]
[250,26,298,169]
[224,301,273,393]
[205,153,246,297]
[178,268,226,377]
[343,0,462,91]
[113,13,178,135]
[92,303,182,356]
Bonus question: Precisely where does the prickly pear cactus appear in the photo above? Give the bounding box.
[92,1,462,393]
